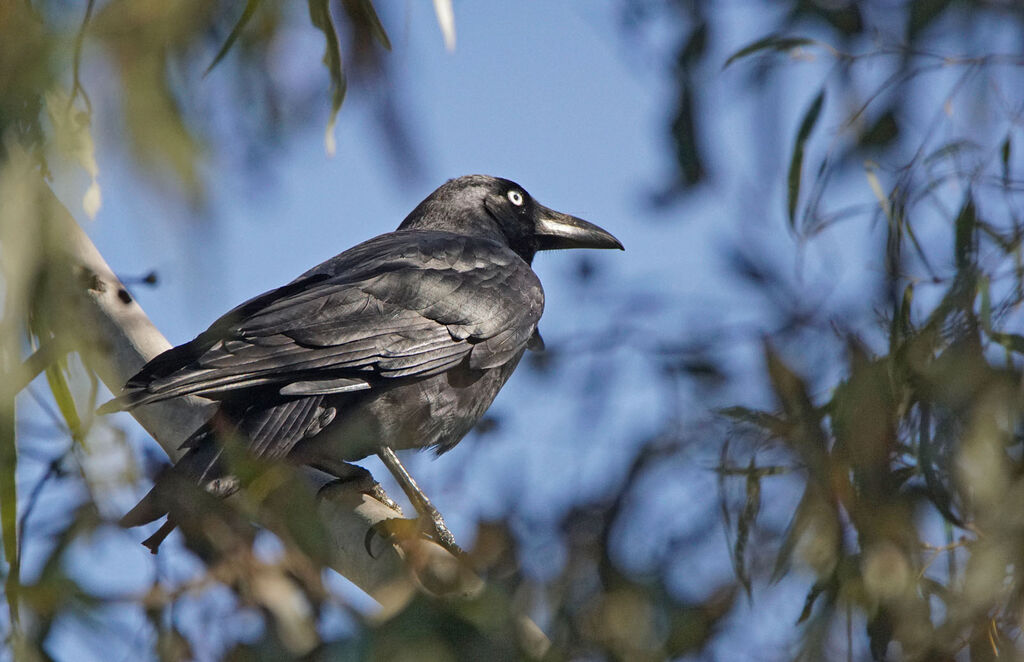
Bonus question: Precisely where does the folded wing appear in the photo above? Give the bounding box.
[101,231,544,416]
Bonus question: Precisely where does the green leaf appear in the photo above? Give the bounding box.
[796,581,827,624]
[432,0,456,51]
[922,139,980,167]
[763,343,834,493]
[979,274,992,333]
[734,459,761,597]
[308,0,347,156]
[671,79,704,187]
[723,34,817,70]
[44,363,82,443]
[916,404,964,527]
[909,0,954,39]
[343,0,392,51]
[976,275,1024,353]
[858,109,898,148]
[716,406,786,436]
[0,368,17,627]
[890,282,914,354]
[678,21,708,70]
[204,0,263,77]
[953,192,977,272]
[787,89,825,230]
[990,330,1024,355]
[1001,134,1012,185]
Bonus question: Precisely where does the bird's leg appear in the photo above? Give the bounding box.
[377,446,462,556]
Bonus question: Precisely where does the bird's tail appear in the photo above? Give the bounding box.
[118,422,224,553]
[119,478,178,554]
[119,486,166,528]
[97,389,152,415]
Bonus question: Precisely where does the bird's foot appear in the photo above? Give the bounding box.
[424,507,463,556]
[364,482,402,514]
[373,446,464,556]
[316,465,404,514]
[365,515,464,558]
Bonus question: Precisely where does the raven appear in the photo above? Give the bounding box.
[103,175,622,553]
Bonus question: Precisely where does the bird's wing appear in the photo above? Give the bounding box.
[103,231,544,411]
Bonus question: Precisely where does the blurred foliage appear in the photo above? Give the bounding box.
[631,0,1024,660]
[7,0,1024,660]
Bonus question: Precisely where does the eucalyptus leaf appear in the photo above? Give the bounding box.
[204,0,263,77]
[308,0,347,156]
[723,35,818,70]
[788,89,825,230]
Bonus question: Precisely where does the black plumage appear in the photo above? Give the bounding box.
[103,175,622,552]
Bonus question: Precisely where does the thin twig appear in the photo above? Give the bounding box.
[13,338,72,395]
[68,0,95,114]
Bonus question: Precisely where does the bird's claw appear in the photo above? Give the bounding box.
[363,516,464,558]
[364,517,419,557]
[365,483,402,514]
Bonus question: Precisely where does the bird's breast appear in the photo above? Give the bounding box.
[306,349,527,461]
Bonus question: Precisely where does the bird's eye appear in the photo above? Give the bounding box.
[507,190,524,206]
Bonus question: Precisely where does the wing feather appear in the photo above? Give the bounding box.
[104,231,545,412]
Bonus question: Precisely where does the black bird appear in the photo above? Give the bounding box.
[103,175,623,553]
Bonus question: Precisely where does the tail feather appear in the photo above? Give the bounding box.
[119,481,177,554]
[97,390,150,415]
[142,520,177,554]
[118,394,332,554]
[119,486,166,528]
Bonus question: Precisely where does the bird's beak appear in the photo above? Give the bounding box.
[534,206,624,251]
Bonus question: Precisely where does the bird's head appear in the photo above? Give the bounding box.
[399,175,623,263]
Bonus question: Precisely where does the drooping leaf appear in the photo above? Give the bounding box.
[858,109,899,148]
[204,0,263,77]
[343,0,391,51]
[867,607,894,662]
[92,2,211,199]
[308,0,347,156]
[733,458,761,597]
[989,330,1024,355]
[771,486,839,584]
[797,581,827,624]
[1001,134,1012,185]
[723,35,818,70]
[432,0,456,51]
[953,192,977,272]
[792,1,863,35]
[788,89,825,230]
[979,274,993,332]
[864,164,891,221]
[916,403,964,528]
[45,92,102,218]
[922,139,981,167]
[717,406,788,438]
[0,361,18,627]
[890,282,914,354]
[908,0,955,40]
[677,21,708,71]
[763,343,829,470]
[43,363,83,443]
[671,78,704,187]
